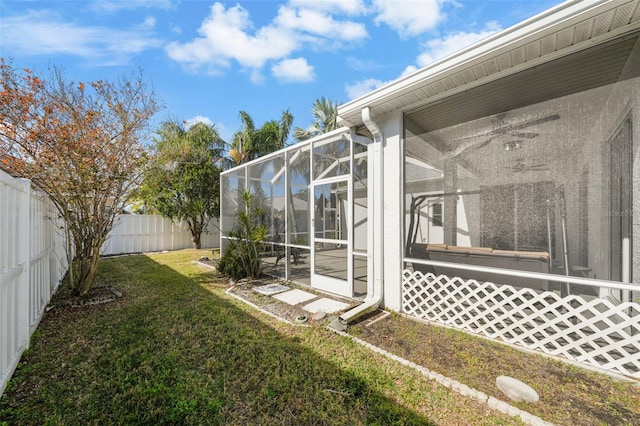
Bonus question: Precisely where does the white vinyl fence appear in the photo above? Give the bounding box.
[101,214,220,256]
[1,170,67,397]
[1,170,220,397]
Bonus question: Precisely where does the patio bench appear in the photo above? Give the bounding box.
[410,243,550,291]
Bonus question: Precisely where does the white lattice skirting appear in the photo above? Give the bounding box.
[402,270,640,378]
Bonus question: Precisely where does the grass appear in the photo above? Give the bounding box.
[0,249,521,425]
[351,307,640,426]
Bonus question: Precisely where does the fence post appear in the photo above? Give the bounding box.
[18,178,31,350]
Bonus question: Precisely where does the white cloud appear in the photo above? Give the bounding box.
[272,57,315,82]
[166,3,298,73]
[275,5,367,41]
[346,56,384,72]
[169,23,182,35]
[184,115,214,128]
[90,0,176,12]
[136,16,157,30]
[416,21,501,66]
[166,1,368,82]
[0,10,162,65]
[345,77,388,100]
[250,69,266,85]
[400,65,419,76]
[372,0,446,38]
[287,0,366,15]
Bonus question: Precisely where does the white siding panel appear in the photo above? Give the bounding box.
[496,52,512,71]
[510,46,527,67]
[540,33,557,55]
[573,20,594,44]
[524,40,541,61]
[593,9,616,37]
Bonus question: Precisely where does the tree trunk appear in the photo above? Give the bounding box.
[189,216,205,249]
[193,232,202,249]
[80,251,101,295]
[71,236,103,295]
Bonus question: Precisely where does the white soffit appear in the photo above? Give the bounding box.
[337,0,640,128]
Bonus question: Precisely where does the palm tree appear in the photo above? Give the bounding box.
[229,110,293,166]
[227,110,294,245]
[293,97,339,142]
[229,111,255,166]
[259,109,294,151]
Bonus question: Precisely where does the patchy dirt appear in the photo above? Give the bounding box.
[48,284,123,310]
[195,259,357,324]
[197,256,219,269]
[227,278,358,325]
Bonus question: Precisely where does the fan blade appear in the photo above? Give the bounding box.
[511,131,538,139]
[500,114,561,133]
[449,114,560,142]
[510,162,549,173]
[448,137,493,158]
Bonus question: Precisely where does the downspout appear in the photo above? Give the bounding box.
[331,107,384,330]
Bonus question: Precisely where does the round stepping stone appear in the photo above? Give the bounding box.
[496,376,539,403]
[313,310,326,321]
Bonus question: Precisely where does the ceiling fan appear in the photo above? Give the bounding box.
[446,113,561,158]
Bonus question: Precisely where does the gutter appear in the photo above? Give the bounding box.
[330,107,384,330]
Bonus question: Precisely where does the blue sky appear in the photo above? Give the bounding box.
[0,0,563,144]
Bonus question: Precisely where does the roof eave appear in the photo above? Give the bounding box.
[337,0,636,128]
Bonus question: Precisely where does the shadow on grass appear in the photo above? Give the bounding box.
[1,253,436,425]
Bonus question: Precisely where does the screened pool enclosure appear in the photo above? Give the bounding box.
[221,129,371,298]
[221,0,640,378]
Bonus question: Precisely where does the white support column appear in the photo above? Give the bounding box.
[633,104,640,286]
[284,150,290,281]
[379,111,404,311]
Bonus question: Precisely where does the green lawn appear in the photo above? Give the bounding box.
[0,250,521,425]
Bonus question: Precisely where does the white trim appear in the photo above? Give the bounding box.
[310,175,353,298]
[314,237,348,245]
[221,127,348,176]
[406,257,639,292]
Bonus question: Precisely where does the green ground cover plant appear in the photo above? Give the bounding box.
[0,250,519,425]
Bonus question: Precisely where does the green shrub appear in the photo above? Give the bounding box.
[218,191,267,280]
[217,240,245,280]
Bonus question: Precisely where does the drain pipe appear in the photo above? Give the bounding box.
[331,107,384,330]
